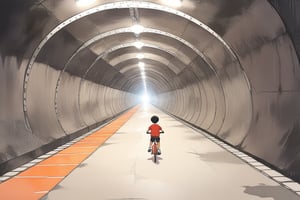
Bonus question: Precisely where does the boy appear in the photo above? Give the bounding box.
[147,115,164,155]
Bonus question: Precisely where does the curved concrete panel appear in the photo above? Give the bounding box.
[79,80,98,126]
[26,62,66,140]
[57,72,86,133]
[0,57,43,165]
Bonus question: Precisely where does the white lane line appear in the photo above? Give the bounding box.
[23,163,36,167]
[274,176,293,182]
[256,166,271,170]
[283,182,300,192]
[38,155,52,159]
[35,191,48,194]
[249,162,264,166]
[0,177,10,182]
[2,171,19,177]
[12,167,28,172]
[263,169,284,177]
[46,151,57,155]
[55,147,66,150]
[31,159,43,163]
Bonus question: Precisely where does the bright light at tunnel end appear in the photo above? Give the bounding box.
[140,93,150,105]
[139,92,157,108]
[143,93,149,102]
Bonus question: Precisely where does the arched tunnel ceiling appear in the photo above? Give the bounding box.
[88,31,196,67]
[24,0,243,102]
[103,46,188,73]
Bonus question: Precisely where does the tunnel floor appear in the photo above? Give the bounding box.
[1,105,300,200]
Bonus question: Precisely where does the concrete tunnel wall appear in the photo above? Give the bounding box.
[1,0,300,183]
[0,1,139,173]
[0,54,138,172]
[155,0,300,181]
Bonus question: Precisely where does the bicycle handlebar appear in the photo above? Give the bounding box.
[146,130,164,134]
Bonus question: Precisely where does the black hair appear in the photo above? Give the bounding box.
[151,115,159,123]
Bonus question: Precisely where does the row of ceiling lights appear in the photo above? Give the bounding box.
[128,23,147,90]
[73,0,182,98]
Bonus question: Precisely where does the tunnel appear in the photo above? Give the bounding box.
[1,0,300,194]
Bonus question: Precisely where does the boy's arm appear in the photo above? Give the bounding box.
[146,125,151,134]
[159,125,164,133]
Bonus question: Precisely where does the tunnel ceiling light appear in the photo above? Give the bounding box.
[131,24,144,35]
[134,41,144,49]
[136,53,144,59]
[75,0,96,6]
[162,0,182,7]
[138,62,145,68]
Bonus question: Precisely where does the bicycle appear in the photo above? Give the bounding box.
[147,130,164,163]
[151,140,159,163]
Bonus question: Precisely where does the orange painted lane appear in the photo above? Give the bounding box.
[38,154,90,165]
[0,106,139,200]
[0,178,62,200]
[71,142,100,147]
[58,146,98,154]
[18,165,78,177]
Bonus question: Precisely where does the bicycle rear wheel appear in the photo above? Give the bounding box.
[152,144,158,163]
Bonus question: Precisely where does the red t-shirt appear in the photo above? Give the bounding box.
[148,124,162,137]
